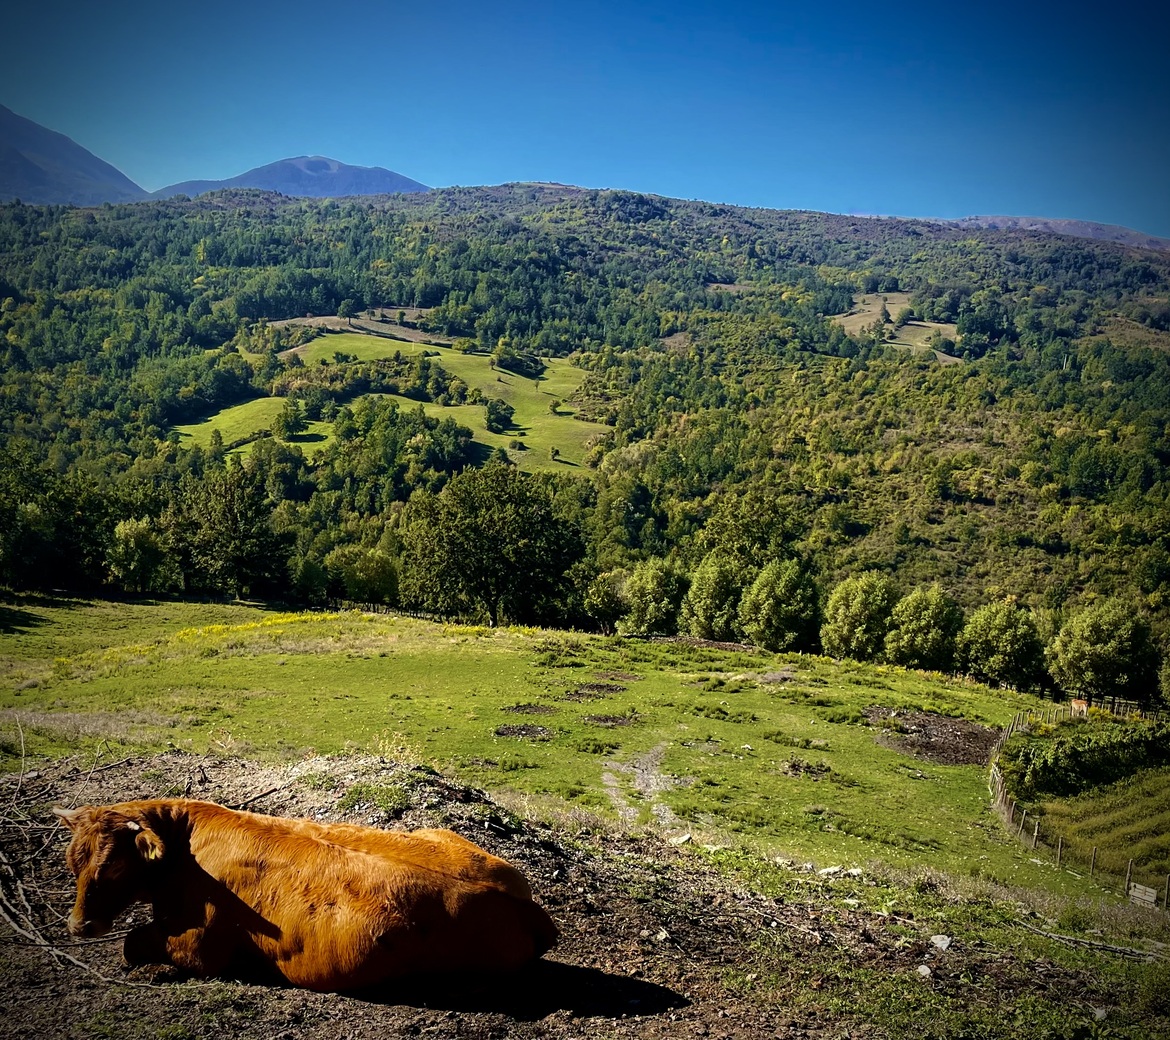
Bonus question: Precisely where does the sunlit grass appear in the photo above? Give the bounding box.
[0,595,1118,898]
[172,332,610,469]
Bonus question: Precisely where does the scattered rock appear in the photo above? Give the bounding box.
[917,964,933,977]
[931,935,952,951]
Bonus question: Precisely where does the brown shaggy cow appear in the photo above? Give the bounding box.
[54,799,557,992]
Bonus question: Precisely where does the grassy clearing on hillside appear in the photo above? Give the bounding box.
[0,596,1116,900]
[175,332,610,470]
[173,397,284,449]
[834,292,961,362]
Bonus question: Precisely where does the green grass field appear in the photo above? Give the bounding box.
[0,595,1112,899]
[173,333,610,470]
[1041,765,1170,878]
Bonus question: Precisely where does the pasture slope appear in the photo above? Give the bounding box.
[1,596,1168,1039]
[174,328,610,470]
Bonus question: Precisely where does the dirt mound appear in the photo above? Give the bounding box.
[494,724,553,740]
[864,707,1000,765]
[501,703,557,715]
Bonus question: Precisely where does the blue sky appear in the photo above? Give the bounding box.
[4,0,1168,235]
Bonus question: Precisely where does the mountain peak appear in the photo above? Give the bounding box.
[152,156,429,200]
[0,104,146,205]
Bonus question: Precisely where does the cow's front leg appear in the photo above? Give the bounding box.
[123,923,169,967]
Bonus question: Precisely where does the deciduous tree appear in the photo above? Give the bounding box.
[399,462,581,626]
[883,585,963,671]
[958,600,1044,690]
[820,573,898,662]
[737,559,821,653]
[681,552,745,642]
[1047,600,1160,706]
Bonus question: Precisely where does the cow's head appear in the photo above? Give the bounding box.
[53,806,165,938]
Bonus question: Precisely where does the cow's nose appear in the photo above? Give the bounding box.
[68,917,108,939]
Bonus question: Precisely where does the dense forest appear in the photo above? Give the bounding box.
[2,184,1169,702]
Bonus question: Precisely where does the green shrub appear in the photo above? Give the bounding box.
[1000,714,1170,800]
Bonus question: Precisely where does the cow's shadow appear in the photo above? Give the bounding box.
[351,959,689,1020]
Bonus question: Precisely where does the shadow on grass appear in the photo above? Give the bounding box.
[0,604,51,635]
[353,959,688,1020]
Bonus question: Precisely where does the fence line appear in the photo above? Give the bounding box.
[988,707,1168,912]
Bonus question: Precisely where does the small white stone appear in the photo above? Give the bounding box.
[917,964,932,977]
[930,935,952,951]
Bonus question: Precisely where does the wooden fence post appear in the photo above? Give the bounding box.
[1090,847,1097,878]
[1018,809,1028,837]
[1164,875,1169,914]
[1056,836,1062,867]
[1125,860,1133,897]
[1032,819,1039,849]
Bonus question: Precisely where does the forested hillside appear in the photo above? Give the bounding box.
[2,184,1169,698]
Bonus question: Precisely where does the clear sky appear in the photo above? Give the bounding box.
[4,0,1168,236]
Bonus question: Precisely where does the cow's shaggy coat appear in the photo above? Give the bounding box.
[55,799,558,992]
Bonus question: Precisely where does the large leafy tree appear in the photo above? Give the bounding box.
[106,518,179,594]
[883,585,964,672]
[1047,600,1161,706]
[617,558,687,636]
[737,559,821,653]
[681,552,745,642]
[958,600,1045,690]
[163,463,290,598]
[820,573,898,662]
[398,462,582,626]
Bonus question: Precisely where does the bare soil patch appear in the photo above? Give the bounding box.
[864,707,1001,766]
[583,713,639,728]
[563,682,625,702]
[502,704,557,715]
[494,724,554,740]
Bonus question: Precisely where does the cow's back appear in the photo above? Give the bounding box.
[166,801,555,991]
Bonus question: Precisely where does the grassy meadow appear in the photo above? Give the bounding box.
[1040,765,1170,878]
[0,595,1114,900]
[174,331,610,469]
[834,292,962,362]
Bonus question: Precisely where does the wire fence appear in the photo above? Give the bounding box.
[988,706,1169,913]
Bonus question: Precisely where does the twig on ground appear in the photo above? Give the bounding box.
[1019,921,1167,961]
[231,783,292,810]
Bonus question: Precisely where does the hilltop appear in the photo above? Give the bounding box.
[0,104,146,204]
[151,155,429,199]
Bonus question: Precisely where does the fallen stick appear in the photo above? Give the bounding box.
[1019,921,1167,961]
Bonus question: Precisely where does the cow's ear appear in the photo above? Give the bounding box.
[53,807,83,831]
[134,826,165,862]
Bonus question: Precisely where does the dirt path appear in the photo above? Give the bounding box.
[602,743,686,831]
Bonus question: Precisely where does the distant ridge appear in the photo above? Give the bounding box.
[0,104,146,205]
[947,215,1170,252]
[152,156,429,199]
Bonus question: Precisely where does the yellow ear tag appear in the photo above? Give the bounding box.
[135,829,164,861]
